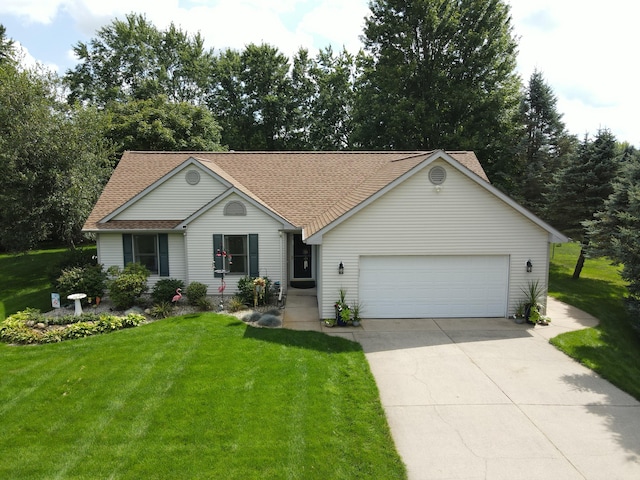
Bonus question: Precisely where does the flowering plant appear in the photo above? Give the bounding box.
[253,277,266,307]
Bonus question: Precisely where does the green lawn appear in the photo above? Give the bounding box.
[548,242,640,400]
[0,248,92,320]
[0,314,406,479]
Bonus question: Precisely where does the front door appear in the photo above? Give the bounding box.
[293,234,312,279]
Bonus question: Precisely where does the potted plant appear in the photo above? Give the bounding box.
[334,288,351,326]
[513,300,526,324]
[521,280,544,325]
[350,301,363,327]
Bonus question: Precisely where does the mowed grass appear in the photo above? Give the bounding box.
[548,242,640,400]
[0,248,71,319]
[0,314,406,479]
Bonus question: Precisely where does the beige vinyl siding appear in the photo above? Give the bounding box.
[318,159,550,319]
[185,193,286,296]
[114,165,227,221]
[97,233,186,288]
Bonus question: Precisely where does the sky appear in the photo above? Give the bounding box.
[2,0,638,146]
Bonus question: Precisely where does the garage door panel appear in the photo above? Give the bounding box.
[359,255,508,318]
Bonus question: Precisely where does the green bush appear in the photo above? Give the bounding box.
[151,278,185,304]
[195,297,213,311]
[186,281,208,306]
[54,264,107,300]
[227,296,247,313]
[149,302,174,319]
[48,247,97,282]
[236,276,272,306]
[0,310,145,345]
[107,263,150,310]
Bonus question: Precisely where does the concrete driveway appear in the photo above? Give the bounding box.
[283,292,640,479]
[351,301,640,480]
[302,298,640,480]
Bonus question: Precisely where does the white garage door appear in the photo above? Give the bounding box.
[359,255,509,318]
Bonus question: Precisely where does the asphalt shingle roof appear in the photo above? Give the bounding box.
[83,150,488,234]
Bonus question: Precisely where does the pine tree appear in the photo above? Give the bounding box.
[547,129,621,278]
[516,70,575,214]
[585,148,640,331]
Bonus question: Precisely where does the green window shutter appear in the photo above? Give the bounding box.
[249,234,259,277]
[213,234,223,278]
[158,234,169,277]
[123,234,133,265]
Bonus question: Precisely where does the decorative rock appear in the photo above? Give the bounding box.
[36,323,46,330]
[124,306,145,316]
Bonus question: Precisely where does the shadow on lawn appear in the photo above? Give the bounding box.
[243,325,362,354]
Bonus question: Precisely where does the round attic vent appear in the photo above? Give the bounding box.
[185,169,201,185]
[428,166,447,185]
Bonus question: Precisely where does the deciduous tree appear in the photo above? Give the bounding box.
[353,0,522,189]
[0,65,114,251]
[65,14,214,106]
[106,95,223,153]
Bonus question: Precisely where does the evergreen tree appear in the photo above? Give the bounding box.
[585,148,640,331]
[517,70,575,214]
[547,129,620,277]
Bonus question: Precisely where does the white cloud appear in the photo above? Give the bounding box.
[0,0,64,24]
[14,40,60,72]
[297,0,369,53]
[508,0,640,143]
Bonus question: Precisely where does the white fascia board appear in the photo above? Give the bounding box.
[99,157,232,223]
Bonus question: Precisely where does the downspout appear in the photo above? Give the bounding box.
[280,230,285,294]
[183,225,189,286]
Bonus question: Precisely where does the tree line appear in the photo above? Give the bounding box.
[1,1,639,323]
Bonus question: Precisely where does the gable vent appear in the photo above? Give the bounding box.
[224,201,247,216]
[185,169,201,185]
[428,166,447,185]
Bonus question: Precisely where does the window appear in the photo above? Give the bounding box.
[134,235,158,274]
[224,201,246,216]
[123,234,169,276]
[213,234,258,278]
[225,235,248,274]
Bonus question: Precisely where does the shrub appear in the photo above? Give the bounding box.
[152,278,185,304]
[0,310,145,345]
[227,296,247,313]
[48,247,97,282]
[54,264,107,300]
[242,311,262,323]
[149,302,174,319]
[195,297,213,311]
[236,276,272,306]
[122,313,144,328]
[256,314,281,327]
[107,263,150,310]
[186,282,208,306]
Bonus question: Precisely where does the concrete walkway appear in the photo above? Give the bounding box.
[283,290,640,480]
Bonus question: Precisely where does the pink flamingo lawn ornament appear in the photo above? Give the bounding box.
[171,288,182,304]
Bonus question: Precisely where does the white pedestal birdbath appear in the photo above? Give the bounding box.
[67,293,87,316]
